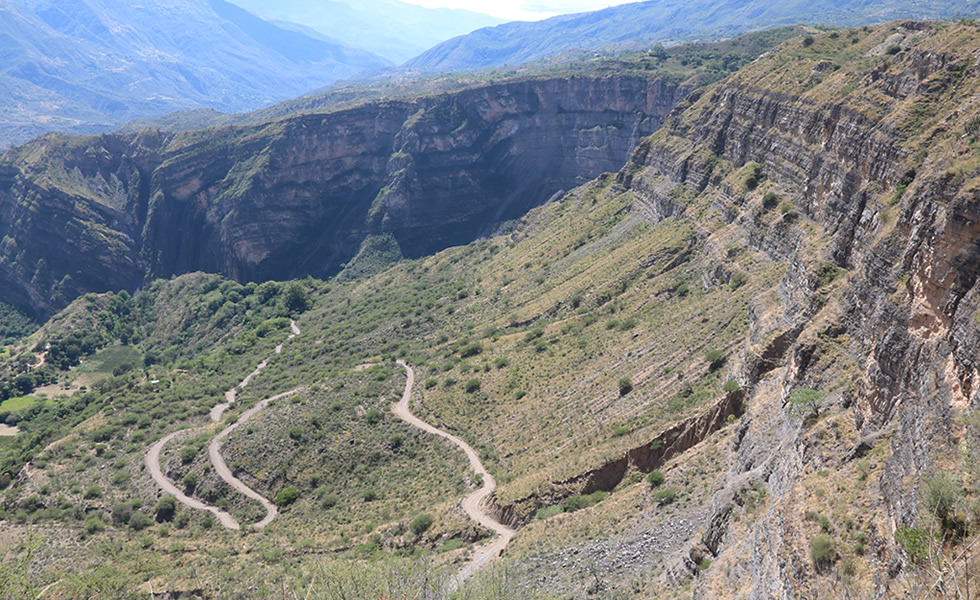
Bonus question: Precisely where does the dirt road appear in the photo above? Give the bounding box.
[392,360,516,587]
[146,321,301,530]
[145,430,241,530]
[208,388,301,529]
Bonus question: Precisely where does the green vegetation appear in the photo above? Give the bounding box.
[647,470,666,487]
[809,534,837,571]
[410,513,434,535]
[654,487,680,506]
[787,388,825,419]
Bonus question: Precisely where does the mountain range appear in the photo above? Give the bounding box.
[226,0,505,64]
[405,0,980,72]
[0,0,390,147]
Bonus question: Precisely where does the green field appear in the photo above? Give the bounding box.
[0,395,37,413]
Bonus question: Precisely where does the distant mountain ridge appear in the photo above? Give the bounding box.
[0,0,390,147]
[404,0,980,72]
[227,0,505,64]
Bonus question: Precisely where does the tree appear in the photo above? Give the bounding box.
[282,282,312,314]
[410,514,434,536]
[787,388,824,419]
[618,377,633,396]
[155,495,176,522]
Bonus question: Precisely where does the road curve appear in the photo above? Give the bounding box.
[208,387,301,529]
[145,430,241,530]
[145,320,301,530]
[392,360,516,587]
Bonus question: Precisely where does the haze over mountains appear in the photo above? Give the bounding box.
[226,0,505,64]
[0,0,393,147]
[406,0,980,72]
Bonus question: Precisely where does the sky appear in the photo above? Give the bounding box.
[398,0,640,21]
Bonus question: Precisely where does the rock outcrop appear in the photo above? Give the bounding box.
[0,75,688,319]
[611,21,980,598]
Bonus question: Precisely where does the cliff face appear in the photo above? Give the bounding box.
[613,21,980,597]
[0,74,688,318]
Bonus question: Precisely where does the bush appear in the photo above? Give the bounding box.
[762,191,779,210]
[618,377,633,396]
[83,485,102,499]
[535,505,563,520]
[464,378,481,393]
[924,473,961,523]
[362,490,378,502]
[705,350,726,371]
[85,514,105,534]
[155,495,176,522]
[129,512,153,531]
[180,446,197,464]
[723,380,740,393]
[459,343,483,358]
[647,471,666,487]
[654,487,680,506]
[410,514,434,535]
[182,472,198,492]
[275,486,300,507]
[365,409,382,425]
[787,388,825,419]
[809,534,836,571]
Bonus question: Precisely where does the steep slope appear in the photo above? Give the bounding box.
[228,0,504,64]
[404,0,980,73]
[0,63,730,320]
[3,20,980,599]
[0,0,389,148]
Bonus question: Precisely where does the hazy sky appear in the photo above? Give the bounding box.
[399,0,639,21]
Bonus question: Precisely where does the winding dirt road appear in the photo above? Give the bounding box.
[145,320,301,530]
[392,360,516,587]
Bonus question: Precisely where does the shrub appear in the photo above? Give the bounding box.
[564,492,608,512]
[129,512,153,531]
[705,350,726,371]
[410,514,434,535]
[84,514,105,534]
[275,486,299,507]
[885,44,901,55]
[924,473,961,523]
[464,378,481,393]
[647,471,666,487]
[723,380,740,393]
[535,505,563,520]
[84,485,102,499]
[787,388,825,419]
[182,472,198,492]
[180,446,197,464]
[288,426,303,440]
[654,487,680,506]
[493,357,509,369]
[362,490,378,502]
[612,425,629,437]
[112,503,133,526]
[320,493,338,509]
[618,377,633,396]
[155,495,177,522]
[459,343,483,358]
[424,378,438,389]
[365,409,382,425]
[437,539,464,552]
[762,191,779,210]
[809,534,836,571]
[802,35,814,47]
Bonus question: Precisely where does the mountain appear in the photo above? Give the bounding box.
[2,20,980,600]
[404,0,980,72]
[0,30,796,321]
[0,0,390,148]
[228,0,505,64]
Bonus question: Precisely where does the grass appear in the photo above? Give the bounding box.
[0,396,37,413]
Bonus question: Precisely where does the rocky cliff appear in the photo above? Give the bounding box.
[611,21,980,597]
[0,74,688,319]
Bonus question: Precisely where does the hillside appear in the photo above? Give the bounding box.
[228,0,504,64]
[404,0,980,73]
[0,19,979,600]
[0,30,799,321]
[0,0,389,148]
